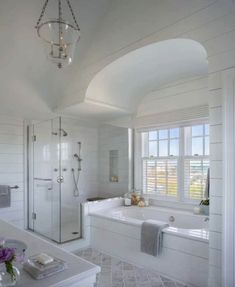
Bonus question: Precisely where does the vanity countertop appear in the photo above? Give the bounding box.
[0,219,100,287]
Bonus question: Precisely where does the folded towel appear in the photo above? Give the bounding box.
[0,185,10,208]
[141,219,169,256]
[204,168,210,199]
[0,185,10,196]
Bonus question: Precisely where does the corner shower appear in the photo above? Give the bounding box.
[27,117,82,243]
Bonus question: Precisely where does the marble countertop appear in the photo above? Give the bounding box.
[0,219,100,287]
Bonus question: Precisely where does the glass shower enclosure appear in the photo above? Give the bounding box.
[28,117,81,243]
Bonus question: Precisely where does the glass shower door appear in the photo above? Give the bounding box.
[32,118,61,242]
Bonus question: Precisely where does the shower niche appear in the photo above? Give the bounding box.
[28,117,82,243]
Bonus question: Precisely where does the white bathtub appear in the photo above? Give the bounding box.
[90,205,209,242]
[89,204,209,287]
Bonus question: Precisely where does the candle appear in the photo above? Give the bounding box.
[124,198,131,206]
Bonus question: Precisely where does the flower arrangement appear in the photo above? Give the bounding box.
[0,247,17,280]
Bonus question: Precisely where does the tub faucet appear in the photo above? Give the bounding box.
[204,217,209,222]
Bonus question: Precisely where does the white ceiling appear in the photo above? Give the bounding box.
[85,39,208,114]
[0,0,211,121]
[0,0,110,119]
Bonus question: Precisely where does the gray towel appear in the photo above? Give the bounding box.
[141,219,169,256]
[204,168,210,199]
[0,185,10,208]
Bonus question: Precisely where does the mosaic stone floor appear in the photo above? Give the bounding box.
[75,248,194,287]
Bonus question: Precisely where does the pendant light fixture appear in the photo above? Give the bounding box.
[35,0,80,69]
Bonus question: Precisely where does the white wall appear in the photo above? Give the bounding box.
[0,116,24,228]
[208,74,223,287]
[87,1,235,285]
[97,125,129,198]
[137,75,208,118]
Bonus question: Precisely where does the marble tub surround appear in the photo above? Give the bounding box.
[0,219,100,287]
[75,248,194,287]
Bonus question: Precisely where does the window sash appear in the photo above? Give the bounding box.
[141,124,209,203]
[142,158,178,198]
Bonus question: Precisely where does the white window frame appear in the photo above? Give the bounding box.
[138,120,209,204]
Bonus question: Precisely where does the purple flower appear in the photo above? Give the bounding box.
[0,247,15,263]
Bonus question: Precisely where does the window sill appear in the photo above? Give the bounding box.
[144,196,199,212]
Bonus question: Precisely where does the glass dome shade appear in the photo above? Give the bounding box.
[37,19,80,68]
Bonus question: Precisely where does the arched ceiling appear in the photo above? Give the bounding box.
[65,39,207,118]
[0,0,212,120]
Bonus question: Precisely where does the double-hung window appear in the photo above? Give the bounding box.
[141,123,209,202]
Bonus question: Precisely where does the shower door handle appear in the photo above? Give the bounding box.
[57,176,64,183]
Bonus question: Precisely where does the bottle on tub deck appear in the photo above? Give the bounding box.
[124,197,131,206]
[124,192,132,206]
[138,196,150,207]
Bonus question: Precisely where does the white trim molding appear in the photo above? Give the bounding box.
[223,68,235,287]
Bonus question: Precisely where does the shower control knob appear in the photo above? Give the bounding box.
[54,168,58,172]
[57,176,64,183]
[169,216,175,222]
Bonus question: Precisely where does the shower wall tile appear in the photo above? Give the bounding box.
[98,125,129,198]
[0,116,24,228]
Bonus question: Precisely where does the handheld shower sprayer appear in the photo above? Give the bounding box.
[72,142,82,197]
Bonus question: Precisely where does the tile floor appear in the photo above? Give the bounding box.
[75,248,194,287]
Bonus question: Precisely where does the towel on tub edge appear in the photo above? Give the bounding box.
[141,219,169,256]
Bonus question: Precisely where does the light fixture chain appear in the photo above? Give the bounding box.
[66,0,80,31]
[59,0,62,21]
[35,0,50,28]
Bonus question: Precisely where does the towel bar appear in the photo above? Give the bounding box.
[10,185,19,189]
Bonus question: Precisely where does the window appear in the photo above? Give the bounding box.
[141,124,209,202]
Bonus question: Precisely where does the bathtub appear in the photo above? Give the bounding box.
[89,204,209,287]
[90,205,209,241]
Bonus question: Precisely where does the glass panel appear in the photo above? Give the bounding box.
[192,137,203,155]
[146,160,156,193]
[167,160,178,197]
[149,141,157,156]
[60,118,81,242]
[205,136,209,155]
[185,159,209,200]
[32,117,82,243]
[205,124,209,135]
[170,139,179,156]
[170,128,179,138]
[189,160,203,199]
[157,161,166,194]
[33,118,60,242]
[159,140,168,156]
[192,125,203,136]
[149,131,157,141]
[159,129,168,140]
